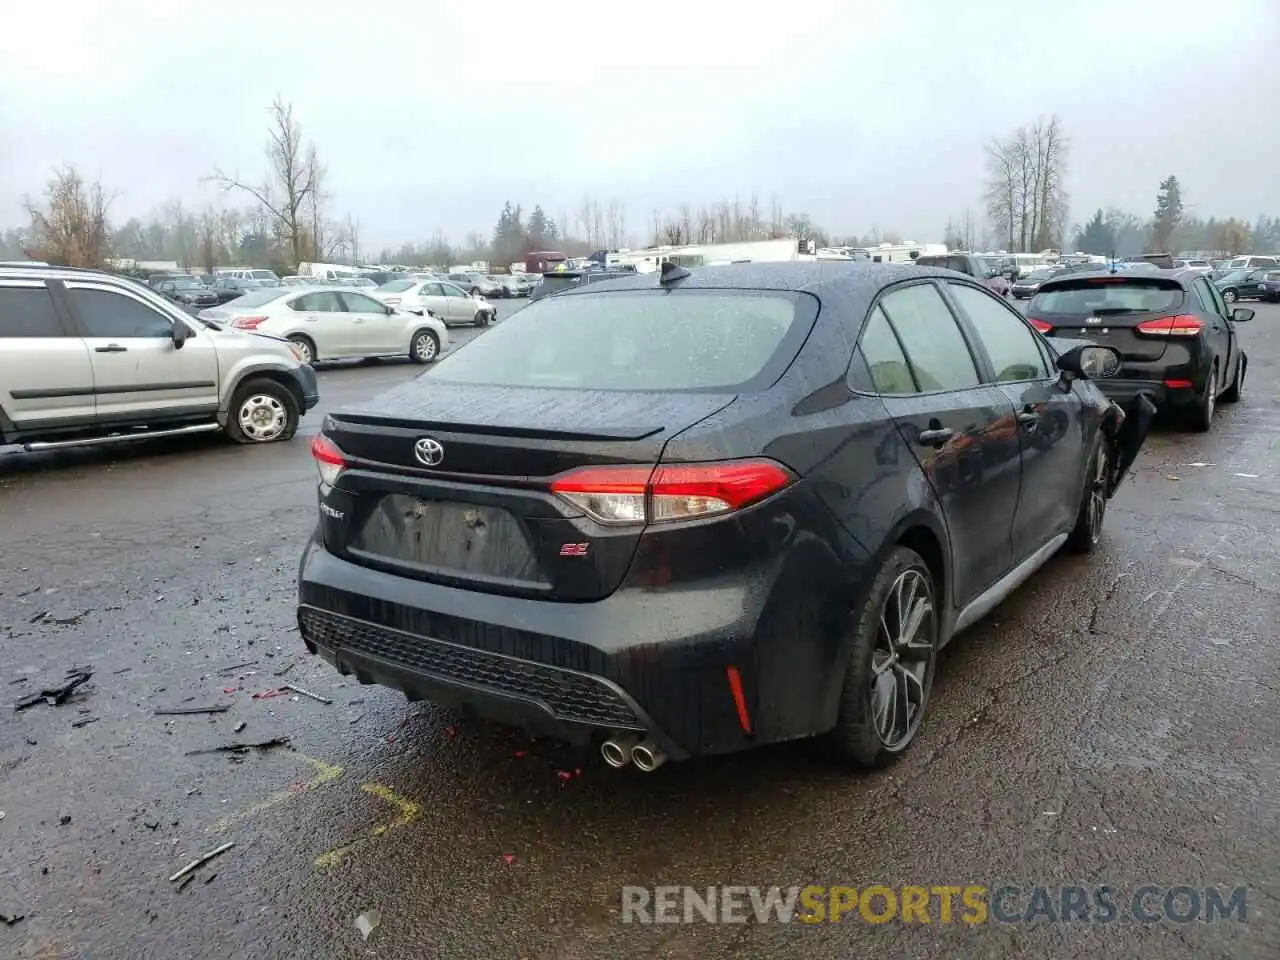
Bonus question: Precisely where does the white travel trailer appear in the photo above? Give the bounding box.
[848,242,947,264]
[616,238,820,273]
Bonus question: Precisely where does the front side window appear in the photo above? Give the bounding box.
[877,283,981,392]
[338,292,386,313]
[947,283,1049,383]
[69,287,173,338]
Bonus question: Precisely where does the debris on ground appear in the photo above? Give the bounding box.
[153,704,231,716]
[0,911,24,927]
[185,737,291,757]
[274,660,300,677]
[71,717,99,728]
[175,874,195,892]
[202,873,217,885]
[280,683,331,705]
[217,660,258,674]
[14,670,93,711]
[501,854,516,864]
[252,689,282,700]
[233,721,246,734]
[354,910,381,941]
[556,768,583,781]
[59,816,71,826]
[168,841,235,882]
[30,609,93,626]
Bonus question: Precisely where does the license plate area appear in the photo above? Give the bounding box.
[351,494,545,582]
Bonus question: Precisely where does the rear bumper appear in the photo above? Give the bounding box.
[296,496,864,759]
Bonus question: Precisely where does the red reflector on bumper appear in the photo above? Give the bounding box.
[1164,379,1193,389]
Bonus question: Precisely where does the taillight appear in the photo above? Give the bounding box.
[1027,318,1053,333]
[1135,314,1202,337]
[310,433,347,487]
[232,315,269,330]
[549,458,795,526]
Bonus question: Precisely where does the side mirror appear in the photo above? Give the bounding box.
[1057,343,1120,380]
[172,321,192,348]
[385,305,395,315]
[1232,307,1254,323]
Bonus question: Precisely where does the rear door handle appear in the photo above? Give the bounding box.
[917,427,954,446]
[94,344,127,353]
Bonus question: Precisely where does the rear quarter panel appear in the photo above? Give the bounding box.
[654,282,946,743]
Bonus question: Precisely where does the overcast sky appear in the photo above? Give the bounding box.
[1,0,1276,250]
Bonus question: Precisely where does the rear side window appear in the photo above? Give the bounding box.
[878,283,981,392]
[1031,279,1184,315]
[429,290,807,391]
[0,285,66,337]
[855,306,917,394]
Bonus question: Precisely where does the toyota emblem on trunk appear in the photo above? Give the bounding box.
[414,437,445,466]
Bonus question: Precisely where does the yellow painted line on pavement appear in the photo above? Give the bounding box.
[214,752,344,833]
[314,783,421,869]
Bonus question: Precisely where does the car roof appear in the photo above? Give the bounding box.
[549,261,963,299]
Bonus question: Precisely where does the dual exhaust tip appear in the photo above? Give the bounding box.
[601,734,666,772]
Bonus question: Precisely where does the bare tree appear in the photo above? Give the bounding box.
[983,136,1021,250]
[25,167,113,268]
[197,210,220,273]
[576,196,593,248]
[207,96,317,266]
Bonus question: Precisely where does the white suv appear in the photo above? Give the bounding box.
[0,266,319,452]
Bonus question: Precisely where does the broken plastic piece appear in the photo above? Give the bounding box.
[154,704,231,716]
[185,737,290,757]
[14,670,93,711]
[280,683,332,705]
[169,841,235,882]
[355,910,381,941]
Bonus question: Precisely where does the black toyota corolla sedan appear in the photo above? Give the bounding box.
[297,262,1152,772]
[1026,270,1250,432]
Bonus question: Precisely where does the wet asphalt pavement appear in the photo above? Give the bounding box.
[1,300,1277,959]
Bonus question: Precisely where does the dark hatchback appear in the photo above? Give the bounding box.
[298,263,1152,771]
[1027,271,1250,431]
[157,277,218,307]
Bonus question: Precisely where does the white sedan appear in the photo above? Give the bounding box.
[197,285,449,365]
[373,278,497,327]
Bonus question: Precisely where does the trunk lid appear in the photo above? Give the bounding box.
[1027,275,1188,363]
[321,379,735,601]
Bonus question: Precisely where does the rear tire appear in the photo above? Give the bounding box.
[225,377,299,445]
[830,546,938,769]
[1187,363,1217,432]
[1066,439,1109,553]
[474,309,491,327]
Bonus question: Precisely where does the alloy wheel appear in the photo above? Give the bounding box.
[413,332,438,361]
[869,569,936,750]
[1088,445,1108,543]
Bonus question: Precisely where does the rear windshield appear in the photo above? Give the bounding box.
[1031,279,1184,315]
[377,280,416,293]
[914,256,946,268]
[250,270,276,280]
[223,288,290,308]
[428,290,804,391]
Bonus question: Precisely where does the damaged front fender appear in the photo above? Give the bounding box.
[1102,392,1157,497]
